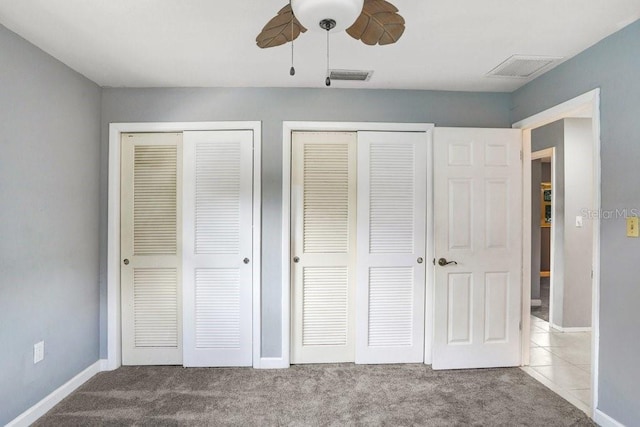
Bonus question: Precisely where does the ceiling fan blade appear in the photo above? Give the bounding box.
[256,4,307,49]
[346,0,405,46]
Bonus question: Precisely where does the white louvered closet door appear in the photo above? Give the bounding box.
[291,132,357,364]
[355,131,427,364]
[121,133,183,365]
[182,131,253,367]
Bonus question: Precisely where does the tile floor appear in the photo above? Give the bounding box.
[521,315,592,415]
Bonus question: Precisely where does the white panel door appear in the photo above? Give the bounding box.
[291,132,357,364]
[356,131,427,364]
[121,132,183,365]
[433,128,522,369]
[182,131,253,367]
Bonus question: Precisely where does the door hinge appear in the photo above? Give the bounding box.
[520,150,523,160]
[519,321,522,331]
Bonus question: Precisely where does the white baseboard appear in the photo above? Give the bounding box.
[530,299,542,307]
[256,357,289,369]
[7,359,106,427]
[594,408,625,427]
[550,324,592,333]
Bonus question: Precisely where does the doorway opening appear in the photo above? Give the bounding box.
[514,89,600,416]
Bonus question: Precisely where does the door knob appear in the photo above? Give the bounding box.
[438,258,458,267]
[243,258,250,264]
[123,259,129,265]
[417,257,424,264]
[293,256,300,263]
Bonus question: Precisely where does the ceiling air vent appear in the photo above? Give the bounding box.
[487,55,562,79]
[329,69,374,82]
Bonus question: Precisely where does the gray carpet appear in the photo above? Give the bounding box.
[34,364,595,426]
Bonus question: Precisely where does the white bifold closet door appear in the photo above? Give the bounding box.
[355,131,427,364]
[182,131,254,367]
[121,132,183,366]
[291,132,357,364]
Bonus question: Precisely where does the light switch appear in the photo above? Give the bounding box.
[575,216,583,228]
[627,217,639,237]
[34,341,44,364]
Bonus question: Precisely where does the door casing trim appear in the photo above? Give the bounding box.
[281,122,435,369]
[107,121,262,370]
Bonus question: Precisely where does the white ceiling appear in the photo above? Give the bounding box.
[0,0,638,92]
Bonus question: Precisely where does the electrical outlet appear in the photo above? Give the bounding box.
[34,341,44,364]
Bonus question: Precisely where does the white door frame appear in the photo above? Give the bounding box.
[513,88,601,416]
[106,121,262,370]
[281,122,435,369]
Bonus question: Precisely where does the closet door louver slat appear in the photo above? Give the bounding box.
[303,143,350,254]
[302,267,349,347]
[195,269,241,349]
[195,143,241,255]
[134,268,179,348]
[367,267,414,347]
[133,146,177,255]
[369,142,415,254]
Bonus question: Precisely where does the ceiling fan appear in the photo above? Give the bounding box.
[257,0,405,48]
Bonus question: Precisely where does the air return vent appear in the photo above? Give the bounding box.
[487,55,562,79]
[329,69,374,82]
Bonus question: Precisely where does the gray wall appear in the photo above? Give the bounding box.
[512,19,640,424]
[532,120,566,326]
[99,88,512,358]
[563,118,593,328]
[0,25,102,425]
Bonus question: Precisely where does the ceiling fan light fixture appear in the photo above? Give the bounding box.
[291,0,364,32]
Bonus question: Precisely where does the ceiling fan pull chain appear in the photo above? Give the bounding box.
[325,27,331,86]
[290,2,296,76]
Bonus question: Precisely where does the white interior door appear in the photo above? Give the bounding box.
[182,130,254,367]
[121,132,183,365]
[356,131,427,364]
[291,132,357,364]
[433,128,522,369]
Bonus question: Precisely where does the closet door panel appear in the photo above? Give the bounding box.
[356,131,427,364]
[291,132,357,364]
[182,130,253,367]
[121,133,183,365]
